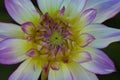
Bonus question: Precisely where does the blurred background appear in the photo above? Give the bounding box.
[0,0,120,80]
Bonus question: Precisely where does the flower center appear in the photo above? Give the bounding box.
[25,12,72,60]
[50,31,63,45]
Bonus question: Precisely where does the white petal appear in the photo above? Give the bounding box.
[0,22,24,39]
[9,59,42,80]
[82,23,120,48]
[5,0,40,25]
[0,39,32,64]
[37,0,87,17]
[81,48,115,74]
[37,0,63,15]
[63,0,87,17]
[67,62,98,80]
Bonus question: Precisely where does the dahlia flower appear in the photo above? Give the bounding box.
[0,0,120,80]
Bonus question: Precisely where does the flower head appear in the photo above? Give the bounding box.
[0,0,120,80]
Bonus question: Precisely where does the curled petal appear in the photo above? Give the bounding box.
[80,33,95,47]
[70,51,91,63]
[81,8,97,25]
[0,22,24,39]
[67,62,98,80]
[21,22,35,35]
[82,23,120,48]
[5,0,40,25]
[0,39,32,64]
[85,0,120,23]
[26,49,36,57]
[50,62,60,70]
[60,6,65,16]
[48,62,72,80]
[81,48,115,74]
[9,59,42,80]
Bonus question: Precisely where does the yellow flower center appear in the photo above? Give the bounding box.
[34,13,72,60]
[50,31,63,45]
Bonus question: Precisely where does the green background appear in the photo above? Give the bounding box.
[0,0,120,80]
